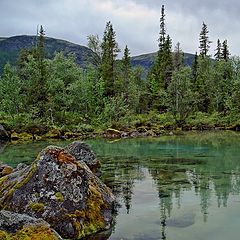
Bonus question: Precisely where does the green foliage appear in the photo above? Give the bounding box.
[0,63,23,117]
[100,21,120,97]
[0,16,240,133]
[166,67,195,121]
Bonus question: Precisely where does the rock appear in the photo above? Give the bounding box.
[66,141,101,175]
[0,210,63,239]
[0,164,13,177]
[0,125,9,141]
[166,212,196,228]
[0,143,115,239]
[105,128,121,138]
[42,129,62,139]
[10,132,33,141]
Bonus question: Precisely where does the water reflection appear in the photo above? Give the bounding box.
[93,132,240,239]
[1,132,240,239]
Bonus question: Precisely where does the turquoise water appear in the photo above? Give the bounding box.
[1,131,240,239]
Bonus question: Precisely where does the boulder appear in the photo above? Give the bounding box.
[0,144,115,239]
[0,210,63,239]
[0,125,9,141]
[66,141,101,175]
[104,128,121,138]
[0,164,13,177]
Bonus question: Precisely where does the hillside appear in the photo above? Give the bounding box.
[131,51,195,70]
[0,35,195,75]
[0,35,97,74]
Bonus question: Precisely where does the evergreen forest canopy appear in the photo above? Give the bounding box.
[1,5,240,133]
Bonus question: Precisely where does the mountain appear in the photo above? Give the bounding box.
[0,35,97,74]
[0,35,195,75]
[131,52,195,70]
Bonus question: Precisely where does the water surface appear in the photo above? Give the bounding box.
[1,131,240,240]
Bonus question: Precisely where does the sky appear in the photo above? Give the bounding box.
[0,0,239,57]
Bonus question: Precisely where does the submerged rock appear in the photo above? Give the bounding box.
[0,125,9,141]
[166,212,196,228]
[0,143,115,239]
[0,210,63,239]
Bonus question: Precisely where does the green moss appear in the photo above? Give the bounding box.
[63,178,110,239]
[0,163,37,205]
[29,202,45,213]
[55,192,64,202]
[11,132,33,141]
[0,175,8,186]
[0,225,59,240]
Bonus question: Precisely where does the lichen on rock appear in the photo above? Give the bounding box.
[0,210,63,239]
[0,142,115,239]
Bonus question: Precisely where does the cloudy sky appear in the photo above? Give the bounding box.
[0,0,239,56]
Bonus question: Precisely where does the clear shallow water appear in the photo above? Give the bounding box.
[1,131,240,239]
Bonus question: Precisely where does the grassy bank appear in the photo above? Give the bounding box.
[1,111,240,142]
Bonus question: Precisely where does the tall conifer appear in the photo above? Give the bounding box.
[199,22,211,57]
[100,21,120,97]
[214,39,221,60]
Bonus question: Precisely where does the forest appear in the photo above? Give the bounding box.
[1,5,240,135]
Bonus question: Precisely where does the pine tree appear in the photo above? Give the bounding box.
[100,21,120,97]
[214,39,221,61]
[122,45,131,104]
[163,35,173,88]
[35,25,48,117]
[149,5,173,90]
[191,52,198,83]
[173,42,184,70]
[159,5,166,51]
[221,40,230,61]
[199,22,211,57]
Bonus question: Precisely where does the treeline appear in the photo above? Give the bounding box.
[1,6,240,132]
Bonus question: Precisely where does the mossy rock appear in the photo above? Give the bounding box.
[10,132,33,141]
[42,129,62,139]
[0,225,61,240]
[105,128,121,138]
[0,210,62,239]
[0,142,115,239]
[64,131,82,139]
[0,165,13,177]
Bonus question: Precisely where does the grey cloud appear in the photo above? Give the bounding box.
[0,0,240,56]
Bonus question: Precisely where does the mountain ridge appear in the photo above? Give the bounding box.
[0,35,195,75]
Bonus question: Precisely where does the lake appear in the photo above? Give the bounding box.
[1,131,240,240]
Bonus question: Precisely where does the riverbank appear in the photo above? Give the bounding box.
[1,111,240,142]
[1,124,240,142]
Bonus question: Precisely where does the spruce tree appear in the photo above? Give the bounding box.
[36,25,47,117]
[191,52,198,83]
[173,42,184,70]
[163,35,173,88]
[100,21,120,97]
[199,22,211,57]
[214,39,221,61]
[159,5,166,51]
[122,45,131,103]
[148,5,173,90]
[221,40,230,61]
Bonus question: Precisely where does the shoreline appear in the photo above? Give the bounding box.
[2,124,240,143]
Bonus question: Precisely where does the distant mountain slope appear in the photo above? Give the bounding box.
[131,52,195,70]
[0,35,97,74]
[0,35,195,76]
